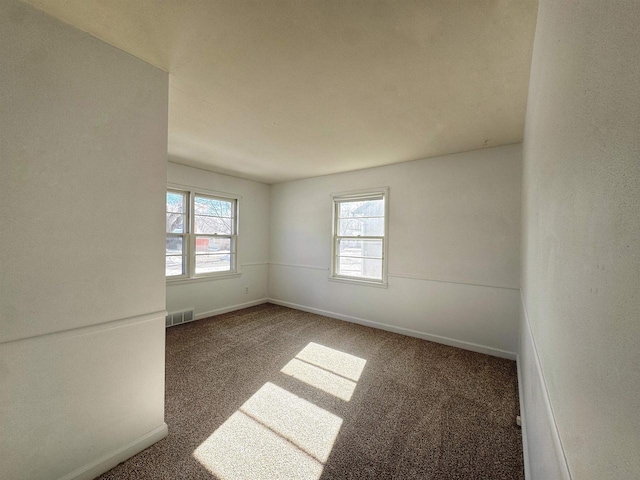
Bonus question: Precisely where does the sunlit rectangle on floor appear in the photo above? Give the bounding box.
[241,382,343,462]
[280,342,367,401]
[193,410,324,480]
[295,342,366,382]
[193,343,367,478]
[281,357,357,401]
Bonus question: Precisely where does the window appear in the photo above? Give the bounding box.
[166,187,239,280]
[331,188,388,286]
[166,189,188,277]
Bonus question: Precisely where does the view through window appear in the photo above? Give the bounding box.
[166,189,238,278]
[166,190,187,277]
[332,190,387,284]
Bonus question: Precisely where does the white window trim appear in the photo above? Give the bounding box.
[166,182,242,284]
[329,187,389,288]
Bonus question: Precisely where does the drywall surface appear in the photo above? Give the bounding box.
[269,145,522,356]
[0,315,166,480]
[0,1,168,478]
[166,163,270,318]
[520,1,640,478]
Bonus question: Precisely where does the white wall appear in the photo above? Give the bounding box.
[166,163,270,318]
[269,145,522,357]
[520,1,640,478]
[0,1,168,478]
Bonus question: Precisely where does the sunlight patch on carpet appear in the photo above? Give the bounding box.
[194,409,324,480]
[241,382,343,463]
[194,343,367,479]
[281,342,366,400]
[295,342,367,382]
[281,358,357,401]
[194,382,343,479]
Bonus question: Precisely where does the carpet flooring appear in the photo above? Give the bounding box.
[99,303,524,480]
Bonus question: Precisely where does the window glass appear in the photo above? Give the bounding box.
[332,193,387,283]
[166,189,238,278]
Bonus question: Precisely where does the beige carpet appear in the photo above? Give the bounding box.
[99,303,524,479]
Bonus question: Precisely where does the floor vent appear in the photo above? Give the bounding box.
[166,309,195,328]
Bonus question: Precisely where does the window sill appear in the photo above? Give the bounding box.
[328,276,388,289]
[167,272,241,286]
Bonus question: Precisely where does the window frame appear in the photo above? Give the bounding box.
[166,188,189,280]
[166,183,241,283]
[329,187,389,288]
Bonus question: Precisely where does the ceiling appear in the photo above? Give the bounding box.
[24,0,538,183]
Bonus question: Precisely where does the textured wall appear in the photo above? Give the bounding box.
[0,1,168,478]
[270,145,522,356]
[520,0,640,478]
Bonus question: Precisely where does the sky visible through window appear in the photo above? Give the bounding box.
[335,198,385,280]
[166,191,237,277]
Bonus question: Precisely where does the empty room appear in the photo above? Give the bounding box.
[1,0,638,479]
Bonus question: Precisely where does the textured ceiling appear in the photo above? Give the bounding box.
[24,0,538,183]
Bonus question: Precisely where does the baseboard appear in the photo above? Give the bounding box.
[520,294,572,480]
[58,423,168,480]
[267,298,516,360]
[517,355,532,479]
[195,298,268,321]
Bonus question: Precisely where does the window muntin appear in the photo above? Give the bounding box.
[166,188,238,279]
[332,191,387,284]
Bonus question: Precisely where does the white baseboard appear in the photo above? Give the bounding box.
[517,355,532,479]
[520,294,572,480]
[58,423,168,480]
[267,298,516,360]
[195,298,268,321]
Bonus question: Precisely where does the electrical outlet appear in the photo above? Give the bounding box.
[244,286,249,294]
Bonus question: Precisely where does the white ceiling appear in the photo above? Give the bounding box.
[25,0,538,184]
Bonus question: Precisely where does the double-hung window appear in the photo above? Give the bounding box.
[166,187,239,280]
[330,188,388,286]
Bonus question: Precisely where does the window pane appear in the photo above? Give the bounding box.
[167,191,186,213]
[195,236,231,254]
[194,196,233,217]
[195,254,233,274]
[166,255,185,276]
[337,257,382,280]
[337,238,382,258]
[338,199,383,218]
[166,237,184,255]
[195,216,233,235]
[166,213,186,233]
[338,217,384,236]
